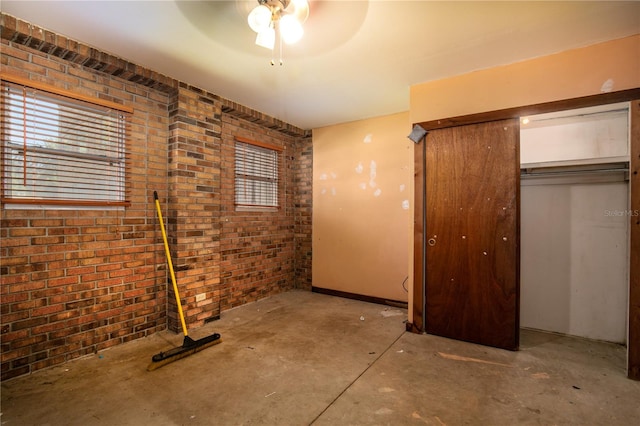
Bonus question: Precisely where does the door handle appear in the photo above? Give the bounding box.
[428,238,436,247]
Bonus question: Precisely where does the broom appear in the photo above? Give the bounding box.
[147,191,222,371]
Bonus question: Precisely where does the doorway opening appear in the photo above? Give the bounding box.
[519,102,630,353]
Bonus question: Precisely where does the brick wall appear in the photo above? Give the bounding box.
[163,83,223,332]
[219,114,297,310]
[0,14,312,380]
[293,137,313,290]
[0,18,172,379]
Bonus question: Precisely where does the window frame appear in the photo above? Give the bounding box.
[234,136,282,210]
[0,73,133,207]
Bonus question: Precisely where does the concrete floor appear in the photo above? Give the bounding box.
[2,290,639,425]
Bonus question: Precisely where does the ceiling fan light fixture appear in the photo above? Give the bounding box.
[248,4,272,33]
[247,0,309,62]
[285,0,309,23]
[255,26,276,50]
[280,15,304,44]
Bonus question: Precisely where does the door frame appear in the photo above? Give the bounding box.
[409,88,640,380]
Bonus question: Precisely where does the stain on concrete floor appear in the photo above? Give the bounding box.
[2,290,639,425]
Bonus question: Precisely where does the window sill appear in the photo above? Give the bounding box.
[235,205,279,213]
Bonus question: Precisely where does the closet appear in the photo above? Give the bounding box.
[411,93,640,379]
[520,102,630,344]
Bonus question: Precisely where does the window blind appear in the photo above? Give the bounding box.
[234,139,280,208]
[1,78,131,206]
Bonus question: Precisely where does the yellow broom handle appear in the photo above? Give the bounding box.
[154,192,189,337]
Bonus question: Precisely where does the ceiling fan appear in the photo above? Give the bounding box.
[247,0,309,49]
[175,0,369,63]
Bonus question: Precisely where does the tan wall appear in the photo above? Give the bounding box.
[310,35,639,314]
[410,34,640,124]
[313,112,412,302]
[408,34,640,320]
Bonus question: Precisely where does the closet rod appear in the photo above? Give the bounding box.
[521,168,627,178]
[521,162,628,178]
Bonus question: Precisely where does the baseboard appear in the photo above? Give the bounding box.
[311,286,408,309]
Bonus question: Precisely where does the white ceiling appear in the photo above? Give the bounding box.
[3,1,639,130]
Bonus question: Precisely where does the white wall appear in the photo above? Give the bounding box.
[520,102,629,167]
[520,180,629,343]
[520,102,630,343]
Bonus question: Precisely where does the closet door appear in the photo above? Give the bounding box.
[424,119,520,350]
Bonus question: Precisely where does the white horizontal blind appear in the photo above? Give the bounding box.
[235,140,279,208]
[1,80,130,206]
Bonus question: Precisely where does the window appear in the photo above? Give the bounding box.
[1,75,132,206]
[234,136,281,208]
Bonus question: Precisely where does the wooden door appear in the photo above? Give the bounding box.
[424,119,520,350]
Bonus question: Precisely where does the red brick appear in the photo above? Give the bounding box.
[9,281,46,293]
[49,276,79,287]
[11,317,48,332]
[1,21,310,381]
[31,304,65,317]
